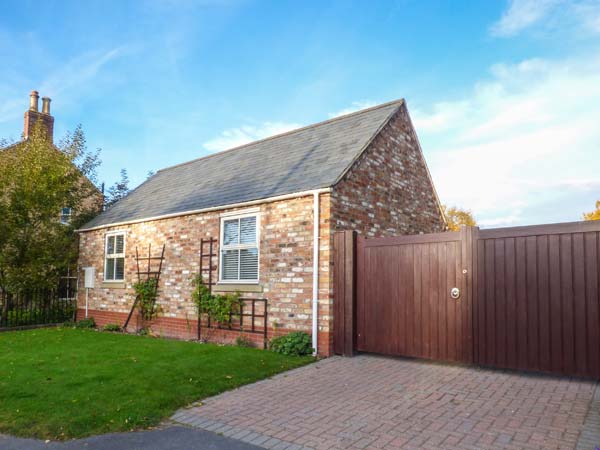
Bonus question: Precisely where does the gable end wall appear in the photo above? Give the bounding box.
[331,103,445,237]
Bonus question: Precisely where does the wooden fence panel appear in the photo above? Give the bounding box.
[477,224,600,378]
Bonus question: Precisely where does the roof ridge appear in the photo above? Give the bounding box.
[157,98,405,173]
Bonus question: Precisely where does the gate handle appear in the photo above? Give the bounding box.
[450,287,461,300]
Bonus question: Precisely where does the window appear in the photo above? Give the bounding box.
[219,213,259,283]
[60,207,72,225]
[104,233,125,281]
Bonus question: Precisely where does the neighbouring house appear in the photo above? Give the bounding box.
[76,99,445,355]
[1,91,103,223]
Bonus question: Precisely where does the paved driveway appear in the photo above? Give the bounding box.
[172,355,600,450]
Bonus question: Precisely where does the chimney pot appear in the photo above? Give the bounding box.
[29,90,39,111]
[42,97,51,115]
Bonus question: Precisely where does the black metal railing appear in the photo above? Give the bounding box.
[0,289,77,330]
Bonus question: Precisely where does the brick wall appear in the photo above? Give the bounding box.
[331,103,445,237]
[77,194,333,355]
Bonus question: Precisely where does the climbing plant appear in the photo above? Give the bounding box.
[133,278,160,321]
[191,276,242,325]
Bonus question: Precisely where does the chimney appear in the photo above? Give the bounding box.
[42,97,51,114]
[23,91,54,143]
[29,90,39,111]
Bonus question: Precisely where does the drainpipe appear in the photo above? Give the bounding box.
[312,191,320,355]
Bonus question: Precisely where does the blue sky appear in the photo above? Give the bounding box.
[2,0,599,227]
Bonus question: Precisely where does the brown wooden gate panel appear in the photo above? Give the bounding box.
[475,222,600,378]
[355,231,473,364]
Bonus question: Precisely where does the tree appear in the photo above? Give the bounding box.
[443,205,477,231]
[0,123,102,291]
[105,169,130,208]
[583,200,600,221]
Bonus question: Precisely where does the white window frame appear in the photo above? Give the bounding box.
[104,231,126,282]
[60,207,72,225]
[219,211,260,284]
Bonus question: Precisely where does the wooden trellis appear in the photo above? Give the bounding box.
[196,237,269,348]
[197,237,217,339]
[123,244,165,330]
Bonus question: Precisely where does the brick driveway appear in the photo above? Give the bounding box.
[172,355,600,450]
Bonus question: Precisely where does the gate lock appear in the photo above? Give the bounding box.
[450,287,461,300]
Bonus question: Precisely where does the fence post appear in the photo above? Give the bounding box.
[333,230,357,356]
[460,225,479,364]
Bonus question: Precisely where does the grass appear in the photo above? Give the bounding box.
[0,327,313,440]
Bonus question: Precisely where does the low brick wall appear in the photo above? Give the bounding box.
[77,308,332,355]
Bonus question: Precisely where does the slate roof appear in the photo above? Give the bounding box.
[80,99,404,230]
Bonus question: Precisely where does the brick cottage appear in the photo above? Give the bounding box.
[76,99,445,355]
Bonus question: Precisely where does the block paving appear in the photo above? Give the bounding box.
[172,355,599,450]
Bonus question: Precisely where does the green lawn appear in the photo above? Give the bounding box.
[0,327,313,440]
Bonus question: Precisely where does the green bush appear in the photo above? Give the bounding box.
[5,310,37,327]
[235,335,253,348]
[269,332,314,356]
[103,323,122,332]
[74,318,96,329]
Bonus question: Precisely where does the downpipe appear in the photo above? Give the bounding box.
[312,191,319,355]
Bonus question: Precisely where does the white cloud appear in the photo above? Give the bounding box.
[553,179,600,191]
[574,1,600,33]
[328,101,377,118]
[411,101,470,133]
[479,214,523,227]
[490,0,560,37]
[415,52,600,227]
[203,121,302,152]
[490,0,600,37]
[203,99,379,154]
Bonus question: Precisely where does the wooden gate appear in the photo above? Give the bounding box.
[334,221,600,379]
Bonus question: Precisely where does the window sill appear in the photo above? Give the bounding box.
[101,281,127,289]
[214,283,263,293]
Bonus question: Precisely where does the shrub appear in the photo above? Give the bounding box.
[5,310,37,327]
[236,335,253,348]
[269,332,313,356]
[191,278,242,325]
[75,318,96,329]
[138,326,150,336]
[103,323,122,332]
[3,305,75,327]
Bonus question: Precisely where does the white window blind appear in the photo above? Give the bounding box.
[220,215,259,282]
[105,233,125,281]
